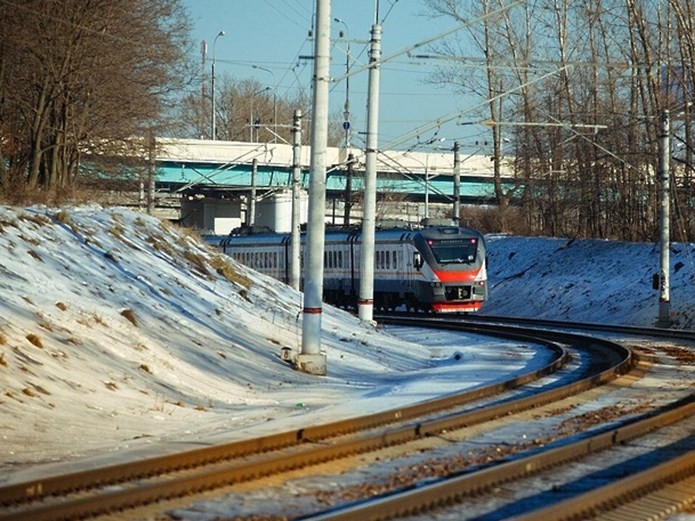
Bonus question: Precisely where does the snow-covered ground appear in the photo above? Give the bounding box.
[0,205,693,480]
[485,234,695,329]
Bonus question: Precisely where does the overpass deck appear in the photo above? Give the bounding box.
[155,138,511,203]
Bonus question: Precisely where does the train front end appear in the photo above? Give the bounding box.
[412,226,488,313]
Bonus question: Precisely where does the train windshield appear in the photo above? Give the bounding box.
[427,238,479,264]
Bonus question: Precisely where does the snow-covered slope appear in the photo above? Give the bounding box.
[0,206,427,471]
[483,234,695,329]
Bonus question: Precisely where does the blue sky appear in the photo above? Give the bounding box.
[182,0,489,151]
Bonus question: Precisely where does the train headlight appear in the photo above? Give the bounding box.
[430,281,442,288]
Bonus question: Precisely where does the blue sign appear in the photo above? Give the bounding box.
[342,121,350,130]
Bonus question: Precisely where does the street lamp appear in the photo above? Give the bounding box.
[252,65,277,143]
[334,17,351,150]
[211,30,225,140]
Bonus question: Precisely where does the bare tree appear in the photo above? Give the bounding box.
[423,0,695,241]
[0,0,194,201]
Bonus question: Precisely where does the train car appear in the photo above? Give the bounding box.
[217,222,487,313]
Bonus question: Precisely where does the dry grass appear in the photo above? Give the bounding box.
[209,254,253,290]
[20,234,40,246]
[120,308,138,326]
[0,216,19,230]
[183,249,211,277]
[107,223,126,240]
[145,233,176,258]
[27,249,43,262]
[54,210,79,233]
[18,212,50,227]
[26,333,43,348]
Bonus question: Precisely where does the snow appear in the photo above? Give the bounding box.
[485,234,695,328]
[0,205,693,483]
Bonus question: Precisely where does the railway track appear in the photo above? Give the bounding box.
[1,318,692,521]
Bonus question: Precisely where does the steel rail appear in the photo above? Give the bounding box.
[0,322,632,521]
[507,449,695,521]
[453,313,695,341]
[299,395,695,521]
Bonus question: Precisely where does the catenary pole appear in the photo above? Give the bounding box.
[656,109,671,327]
[298,0,330,375]
[291,109,302,291]
[249,158,257,225]
[211,30,224,140]
[453,140,461,224]
[358,20,382,323]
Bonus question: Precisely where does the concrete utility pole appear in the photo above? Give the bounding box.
[656,109,671,327]
[249,158,257,225]
[453,141,461,224]
[211,30,224,140]
[299,0,330,375]
[291,109,302,291]
[358,20,382,324]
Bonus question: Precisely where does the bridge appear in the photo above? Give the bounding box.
[153,138,513,233]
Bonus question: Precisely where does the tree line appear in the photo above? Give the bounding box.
[426,0,695,242]
[0,0,337,203]
[0,0,196,202]
[1,0,694,243]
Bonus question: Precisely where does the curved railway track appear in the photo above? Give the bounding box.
[1,318,692,521]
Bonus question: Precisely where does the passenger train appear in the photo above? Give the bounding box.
[215,221,488,313]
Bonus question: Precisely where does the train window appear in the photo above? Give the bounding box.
[386,251,390,269]
[338,251,343,268]
[428,238,478,264]
[392,250,397,270]
[413,251,424,269]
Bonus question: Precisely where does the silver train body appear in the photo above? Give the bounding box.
[216,224,488,313]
